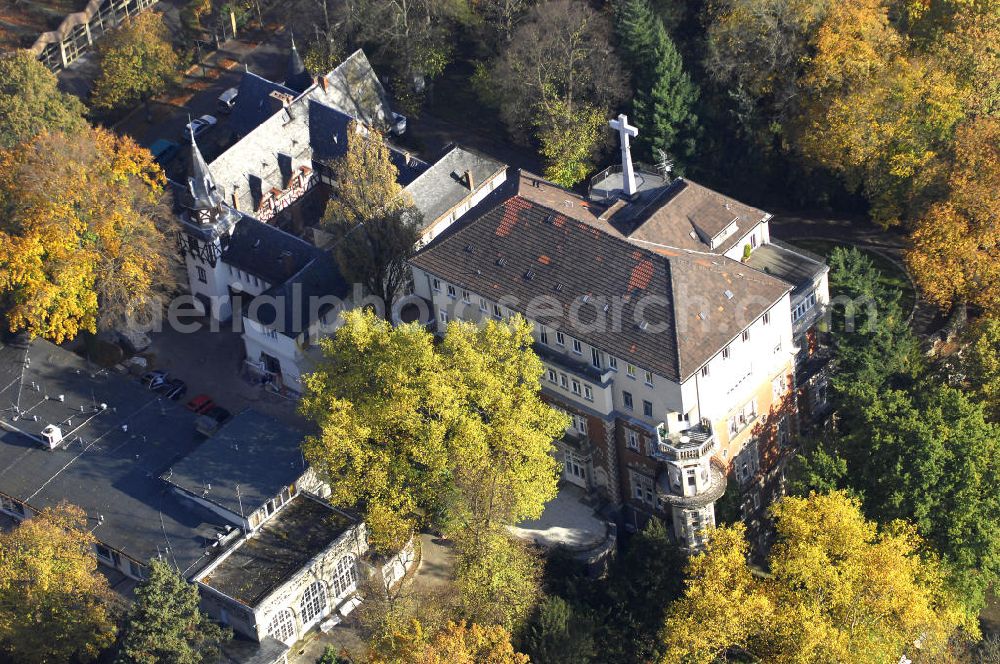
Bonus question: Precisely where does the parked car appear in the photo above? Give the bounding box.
[195,408,230,437]
[203,406,231,424]
[182,115,217,141]
[141,370,168,389]
[149,139,180,167]
[156,379,187,401]
[217,87,239,114]
[185,394,214,414]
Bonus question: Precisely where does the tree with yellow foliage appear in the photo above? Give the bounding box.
[793,0,965,227]
[91,11,179,112]
[0,502,117,663]
[322,121,420,311]
[660,492,974,664]
[906,117,1000,316]
[301,311,567,554]
[0,128,173,342]
[368,620,529,664]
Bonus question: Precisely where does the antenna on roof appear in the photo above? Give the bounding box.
[656,148,674,181]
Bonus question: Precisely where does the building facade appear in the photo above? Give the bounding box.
[410,168,828,547]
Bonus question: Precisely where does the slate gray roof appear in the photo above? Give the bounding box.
[411,184,791,382]
[0,339,231,576]
[162,409,309,519]
[221,217,348,336]
[317,49,393,128]
[404,145,506,230]
[210,98,426,215]
[230,71,297,138]
[182,134,225,212]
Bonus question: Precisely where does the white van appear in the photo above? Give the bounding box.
[217,87,239,114]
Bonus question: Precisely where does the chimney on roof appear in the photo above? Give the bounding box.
[231,186,239,210]
[464,169,475,191]
[319,76,329,92]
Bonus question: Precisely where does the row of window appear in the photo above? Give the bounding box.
[268,554,359,643]
[727,399,759,437]
[546,369,595,401]
[792,291,818,323]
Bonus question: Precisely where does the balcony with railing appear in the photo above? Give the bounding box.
[652,424,716,463]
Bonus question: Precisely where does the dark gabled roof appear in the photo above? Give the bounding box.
[162,409,309,519]
[405,145,506,228]
[222,216,317,285]
[220,217,348,336]
[230,71,298,138]
[0,340,231,576]
[411,190,791,382]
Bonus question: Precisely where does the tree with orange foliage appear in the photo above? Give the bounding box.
[906,117,1000,315]
[0,502,117,663]
[0,127,173,342]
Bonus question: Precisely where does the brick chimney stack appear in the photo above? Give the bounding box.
[464,169,475,191]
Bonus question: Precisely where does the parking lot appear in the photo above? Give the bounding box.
[136,320,309,430]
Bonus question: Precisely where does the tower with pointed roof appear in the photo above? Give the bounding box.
[284,32,311,94]
[177,134,242,320]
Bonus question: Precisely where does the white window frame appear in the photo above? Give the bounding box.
[299,581,328,626]
[584,385,593,401]
[196,266,207,283]
[626,430,640,451]
[432,278,441,292]
[626,363,636,378]
[572,339,583,355]
[644,370,654,386]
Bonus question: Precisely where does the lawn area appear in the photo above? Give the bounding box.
[789,238,916,318]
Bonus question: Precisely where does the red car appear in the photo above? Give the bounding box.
[185,394,215,414]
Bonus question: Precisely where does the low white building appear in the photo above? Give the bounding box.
[196,494,368,647]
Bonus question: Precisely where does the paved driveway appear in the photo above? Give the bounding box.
[141,321,307,429]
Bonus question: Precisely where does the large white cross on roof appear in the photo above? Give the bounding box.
[609,114,639,197]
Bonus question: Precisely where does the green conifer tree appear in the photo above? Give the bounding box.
[116,559,230,664]
[616,0,700,164]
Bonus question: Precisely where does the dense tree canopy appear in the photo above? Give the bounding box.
[660,492,975,663]
[490,0,627,184]
[301,311,566,553]
[0,503,117,663]
[368,620,529,663]
[0,128,173,341]
[907,117,1000,316]
[116,559,230,664]
[616,0,699,165]
[0,51,88,149]
[91,12,179,112]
